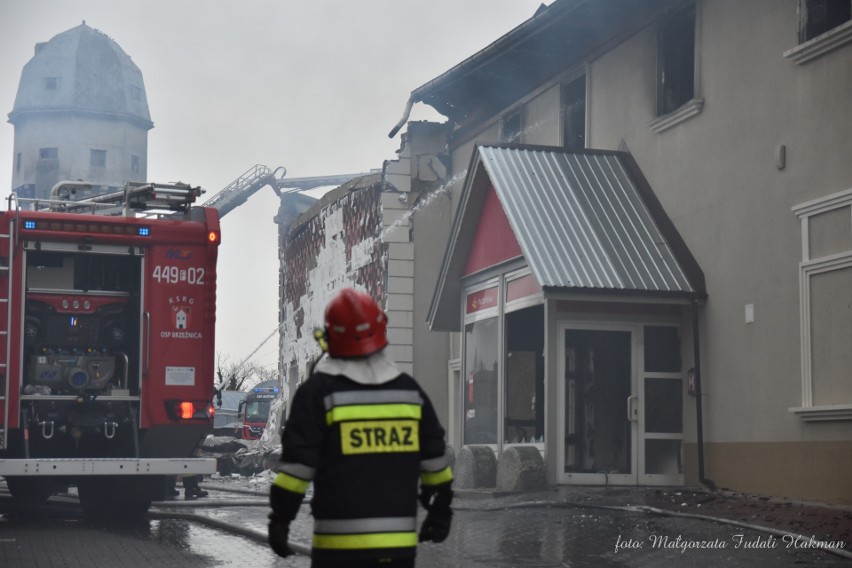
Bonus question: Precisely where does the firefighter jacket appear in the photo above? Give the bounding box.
[270,351,453,563]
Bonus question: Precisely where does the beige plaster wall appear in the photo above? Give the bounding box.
[685,441,852,505]
[588,0,852,446]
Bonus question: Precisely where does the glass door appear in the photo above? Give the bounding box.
[557,323,685,486]
[558,325,636,485]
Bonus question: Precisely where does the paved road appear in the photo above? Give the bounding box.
[1,481,848,567]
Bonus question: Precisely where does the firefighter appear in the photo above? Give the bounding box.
[184,448,209,500]
[183,473,208,500]
[268,288,453,567]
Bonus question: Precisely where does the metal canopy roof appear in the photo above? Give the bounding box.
[428,145,705,331]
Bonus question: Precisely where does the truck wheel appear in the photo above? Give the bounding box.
[77,479,112,518]
[5,477,53,502]
[78,478,152,520]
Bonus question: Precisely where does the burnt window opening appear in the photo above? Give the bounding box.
[44,76,59,90]
[131,155,140,173]
[90,149,106,168]
[131,86,142,101]
[800,0,852,42]
[562,75,586,150]
[39,147,58,160]
[505,305,545,444]
[502,109,523,144]
[16,152,21,173]
[657,2,696,117]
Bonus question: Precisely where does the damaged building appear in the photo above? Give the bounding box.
[275,122,450,414]
[277,0,852,505]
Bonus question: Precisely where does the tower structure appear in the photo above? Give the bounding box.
[8,22,153,203]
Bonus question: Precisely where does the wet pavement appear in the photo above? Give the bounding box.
[2,476,850,567]
[419,504,848,567]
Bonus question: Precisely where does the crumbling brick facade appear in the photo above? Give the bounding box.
[278,175,387,384]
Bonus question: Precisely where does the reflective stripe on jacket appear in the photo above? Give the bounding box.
[312,517,418,551]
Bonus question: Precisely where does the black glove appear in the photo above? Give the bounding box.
[268,513,293,558]
[418,484,453,543]
[419,509,452,543]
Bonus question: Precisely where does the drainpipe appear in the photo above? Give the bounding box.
[381,159,389,193]
[388,98,414,139]
[692,299,715,490]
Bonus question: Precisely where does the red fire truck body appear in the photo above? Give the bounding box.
[0,183,219,515]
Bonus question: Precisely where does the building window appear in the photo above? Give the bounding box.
[39,147,58,160]
[44,77,59,90]
[505,305,544,444]
[657,2,696,116]
[90,149,106,168]
[461,273,545,449]
[464,316,499,445]
[132,155,140,174]
[463,283,499,445]
[562,75,586,150]
[649,1,703,133]
[785,0,852,63]
[791,189,852,421]
[501,109,523,144]
[800,0,851,42]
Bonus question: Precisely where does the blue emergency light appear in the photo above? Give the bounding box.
[138,227,150,236]
[24,220,37,230]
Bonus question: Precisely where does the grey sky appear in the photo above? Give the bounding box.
[0,0,546,371]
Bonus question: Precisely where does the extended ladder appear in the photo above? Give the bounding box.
[200,164,371,219]
[0,213,12,450]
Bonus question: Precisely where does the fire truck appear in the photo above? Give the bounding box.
[0,181,219,517]
[237,383,279,440]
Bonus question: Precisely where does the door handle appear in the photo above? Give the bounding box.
[144,311,151,375]
[626,395,638,422]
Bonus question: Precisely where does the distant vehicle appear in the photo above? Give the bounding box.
[212,390,247,436]
[238,384,280,440]
[0,181,220,517]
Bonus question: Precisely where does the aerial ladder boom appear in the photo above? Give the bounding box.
[202,165,372,218]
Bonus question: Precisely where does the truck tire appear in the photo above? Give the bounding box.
[5,477,54,502]
[77,478,152,520]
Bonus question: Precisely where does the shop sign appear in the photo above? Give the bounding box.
[466,286,498,314]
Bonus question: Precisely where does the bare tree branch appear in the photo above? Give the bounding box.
[216,353,276,392]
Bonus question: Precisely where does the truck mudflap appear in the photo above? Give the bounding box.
[0,457,216,476]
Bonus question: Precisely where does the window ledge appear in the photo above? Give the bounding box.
[789,404,852,422]
[783,20,852,65]
[648,98,704,134]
